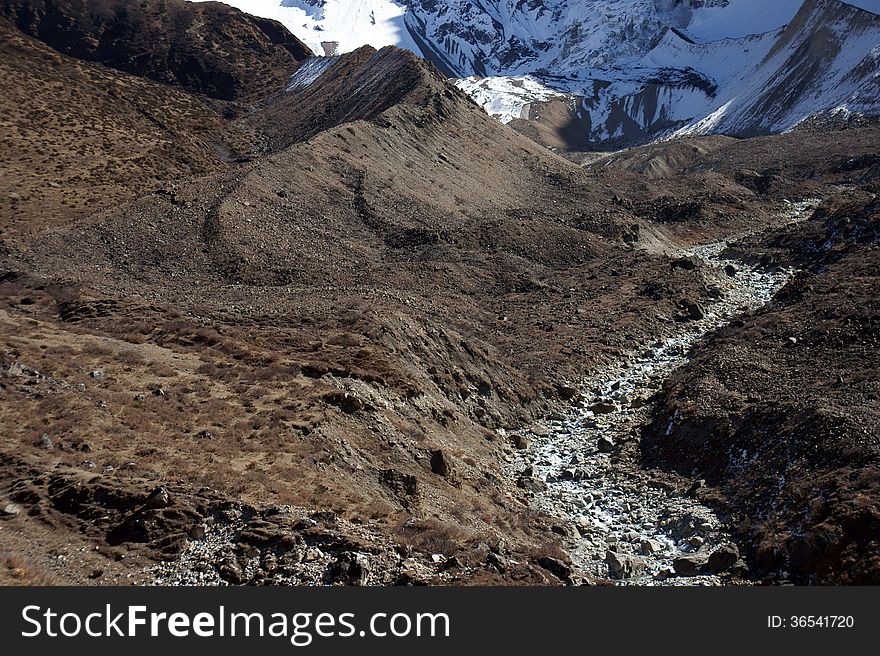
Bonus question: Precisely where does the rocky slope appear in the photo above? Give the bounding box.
[0,0,312,100]
[644,194,880,584]
[0,14,258,237]
[0,0,877,586]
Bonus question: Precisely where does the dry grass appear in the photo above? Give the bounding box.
[0,556,59,586]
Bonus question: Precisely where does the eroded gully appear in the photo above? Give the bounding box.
[501,200,818,585]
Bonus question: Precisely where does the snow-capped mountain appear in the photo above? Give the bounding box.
[188,1,416,56]
[193,0,880,147]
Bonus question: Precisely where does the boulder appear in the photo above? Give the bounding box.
[606,551,646,580]
[537,556,572,582]
[429,449,452,478]
[517,477,547,493]
[589,401,617,415]
[1,503,22,516]
[682,300,706,320]
[557,384,580,400]
[639,539,663,556]
[708,544,740,574]
[673,555,707,577]
[142,486,171,510]
[531,424,550,437]
[671,256,699,270]
[327,552,369,586]
[597,437,615,454]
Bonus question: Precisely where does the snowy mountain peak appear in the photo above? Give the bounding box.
[193,0,880,147]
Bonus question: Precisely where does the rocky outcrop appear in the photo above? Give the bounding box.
[0,0,312,100]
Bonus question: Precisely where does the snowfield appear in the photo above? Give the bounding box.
[188,0,416,56]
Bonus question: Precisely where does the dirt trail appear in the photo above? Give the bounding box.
[503,200,819,585]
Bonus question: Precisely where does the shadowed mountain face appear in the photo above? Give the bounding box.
[0,0,312,100]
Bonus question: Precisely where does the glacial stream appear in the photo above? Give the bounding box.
[503,200,818,585]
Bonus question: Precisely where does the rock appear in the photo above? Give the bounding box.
[788,336,798,345]
[731,560,750,578]
[217,560,245,585]
[707,285,725,299]
[653,567,675,581]
[606,551,646,580]
[517,477,547,493]
[509,433,530,450]
[590,401,617,415]
[672,256,699,270]
[682,300,706,320]
[380,469,419,502]
[237,543,260,559]
[1,503,22,516]
[708,544,740,574]
[673,555,707,577]
[327,552,369,586]
[294,517,318,530]
[142,486,171,510]
[597,437,615,454]
[88,569,104,579]
[304,547,324,562]
[537,556,572,582]
[557,384,580,400]
[429,450,452,477]
[724,264,738,277]
[689,536,704,548]
[530,424,550,437]
[152,388,166,397]
[188,523,206,540]
[639,539,662,556]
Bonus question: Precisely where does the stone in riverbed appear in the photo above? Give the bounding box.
[673,555,708,577]
[589,401,617,415]
[682,300,706,320]
[517,477,547,493]
[640,539,663,556]
[597,437,615,454]
[708,543,740,574]
[606,551,646,580]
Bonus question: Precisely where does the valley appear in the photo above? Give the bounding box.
[0,0,877,586]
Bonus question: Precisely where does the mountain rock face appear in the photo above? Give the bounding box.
[0,0,311,100]
[445,0,880,147]
[201,1,879,148]
[405,0,733,78]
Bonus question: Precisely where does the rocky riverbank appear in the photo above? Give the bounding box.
[503,200,819,585]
